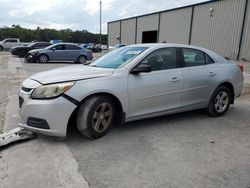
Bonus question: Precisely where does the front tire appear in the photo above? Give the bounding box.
[77,96,115,139]
[206,86,231,117]
[39,54,48,63]
[0,46,3,51]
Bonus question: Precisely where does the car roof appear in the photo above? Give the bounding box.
[54,42,78,45]
[127,43,201,48]
[33,41,51,44]
[48,43,82,48]
[126,43,227,63]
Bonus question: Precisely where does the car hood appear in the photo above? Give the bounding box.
[30,65,115,84]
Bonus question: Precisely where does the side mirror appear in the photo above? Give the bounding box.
[131,64,152,75]
[52,48,56,51]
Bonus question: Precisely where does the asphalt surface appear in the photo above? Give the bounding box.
[1,51,250,188]
[66,101,250,188]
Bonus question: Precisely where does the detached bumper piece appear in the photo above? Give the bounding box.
[0,127,36,148]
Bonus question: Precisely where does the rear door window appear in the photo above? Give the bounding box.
[181,48,206,67]
[65,44,81,50]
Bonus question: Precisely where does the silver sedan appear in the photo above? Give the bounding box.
[18,43,244,139]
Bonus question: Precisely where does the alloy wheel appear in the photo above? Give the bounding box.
[214,91,229,113]
[39,55,48,63]
[92,103,113,133]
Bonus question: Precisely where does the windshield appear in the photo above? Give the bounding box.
[28,43,35,47]
[45,43,57,50]
[90,46,148,69]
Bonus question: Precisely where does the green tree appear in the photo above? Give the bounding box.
[0,25,107,44]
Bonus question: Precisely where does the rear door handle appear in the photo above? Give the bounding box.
[208,72,216,76]
[170,77,180,82]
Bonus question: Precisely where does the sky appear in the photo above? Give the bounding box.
[0,0,209,34]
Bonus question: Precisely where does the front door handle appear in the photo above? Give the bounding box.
[170,77,180,82]
[208,72,216,76]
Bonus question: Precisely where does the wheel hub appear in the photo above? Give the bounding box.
[214,91,229,113]
[92,103,112,133]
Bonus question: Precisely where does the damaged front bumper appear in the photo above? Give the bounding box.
[25,54,38,63]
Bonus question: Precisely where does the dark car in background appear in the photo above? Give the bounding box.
[10,42,51,57]
[26,43,93,64]
[81,43,102,52]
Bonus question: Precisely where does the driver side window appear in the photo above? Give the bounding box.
[54,45,65,50]
[139,48,177,71]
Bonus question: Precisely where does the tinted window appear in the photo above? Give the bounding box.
[182,48,205,67]
[65,44,81,50]
[5,39,17,43]
[139,48,177,71]
[205,54,215,64]
[34,43,50,48]
[53,44,65,50]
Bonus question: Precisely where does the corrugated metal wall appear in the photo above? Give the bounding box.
[159,7,192,44]
[108,0,250,60]
[191,0,245,59]
[121,18,136,45]
[240,0,250,61]
[108,21,120,47]
[136,14,159,43]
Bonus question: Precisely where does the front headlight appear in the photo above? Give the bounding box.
[31,82,75,99]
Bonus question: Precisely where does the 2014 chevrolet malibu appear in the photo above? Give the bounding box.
[18,44,244,139]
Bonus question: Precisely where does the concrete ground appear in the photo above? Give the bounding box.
[0,51,250,188]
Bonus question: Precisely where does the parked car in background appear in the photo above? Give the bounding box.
[108,44,126,51]
[0,38,30,51]
[50,40,63,44]
[26,43,93,64]
[10,42,51,57]
[18,43,243,139]
[81,43,102,52]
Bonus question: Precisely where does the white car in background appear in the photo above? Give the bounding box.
[18,43,243,139]
[0,38,29,51]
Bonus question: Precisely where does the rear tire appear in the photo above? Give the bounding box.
[77,96,115,139]
[78,55,87,64]
[206,86,232,117]
[39,54,48,63]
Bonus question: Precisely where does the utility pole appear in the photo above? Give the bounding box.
[99,0,102,44]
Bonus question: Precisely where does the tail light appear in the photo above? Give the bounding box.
[237,64,244,72]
